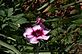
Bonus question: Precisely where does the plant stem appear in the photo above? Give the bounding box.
[34,44,39,54]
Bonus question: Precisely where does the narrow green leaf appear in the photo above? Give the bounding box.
[4,50,15,54]
[37,3,49,11]
[0,34,16,41]
[0,40,21,54]
[50,0,55,3]
[1,24,8,29]
[72,19,82,25]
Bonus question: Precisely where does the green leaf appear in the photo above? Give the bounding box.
[50,0,55,3]
[15,18,27,24]
[0,40,21,54]
[4,50,15,54]
[0,0,3,5]
[11,14,25,22]
[78,38,82,44]
[26,12,36,19]
[23,46,33,50]
[9,22,19,30]
[64,35,72,44]
[65,44,73,52]
[72,19,82,25]
[8,8,13,17]
[50,29,58,36]
[0,10,6,16]
[37,3,49,11]
[3,17,11,23]
[0,35,16,42]
[80,30,82,35]
[67,24,76,32]
[48,7,56,13]
[11,14,27,24]
[1,24,8,29]
[13,14,24,18]
[7,37,16,41]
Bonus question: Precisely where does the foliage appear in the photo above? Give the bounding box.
[0,0,82,54]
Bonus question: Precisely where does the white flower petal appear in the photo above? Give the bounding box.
[27,35,34,38]
[33,25,42,31]
[24,28,33,35]
[37,36,43,39]
[43,30,50,35]
[42,36,50,40]
[23,33,27,37]
[30,37,39,44]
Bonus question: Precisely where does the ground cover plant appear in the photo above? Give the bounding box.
[0,0,82,54]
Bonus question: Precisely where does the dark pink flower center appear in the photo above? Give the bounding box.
[32,30,43,37]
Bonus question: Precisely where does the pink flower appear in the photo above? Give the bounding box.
[36,17,46,29]
[23,25,50,44]
[36,17,45,24]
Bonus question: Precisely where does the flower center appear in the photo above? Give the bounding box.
[32,30,43,37]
